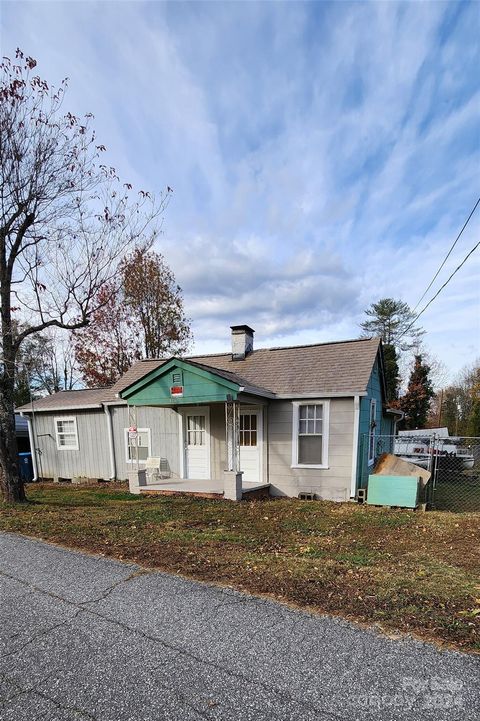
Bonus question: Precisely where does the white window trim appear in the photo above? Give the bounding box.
[54,416,79,451]
[124,427,151,464]
[291,400,330,469]
[368,398,377,466]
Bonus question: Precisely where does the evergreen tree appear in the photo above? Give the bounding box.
[383,343,400,402]
[360,298,424,403]
[360,298,424,350]
[399,355,435,429]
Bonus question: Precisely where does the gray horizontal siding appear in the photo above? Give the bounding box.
[30,406,182,482]
[31,410,110,481]
[267,398,354,501]
[110,405,181,481]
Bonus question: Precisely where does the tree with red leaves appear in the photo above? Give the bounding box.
[74,249,192,386]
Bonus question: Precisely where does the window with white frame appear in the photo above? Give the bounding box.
[368,399,377,465]
[292,402,329,467]
[124,428,151,462]
[55,417,79,450]
[186,415,206,446]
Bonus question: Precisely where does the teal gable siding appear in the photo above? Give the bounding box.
[120,359,240,406]
[356,355,395,490]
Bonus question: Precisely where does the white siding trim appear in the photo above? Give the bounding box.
[350,395,360,498]
[54,416,79,451]
[178,411,184,479]
[291,400,330,469]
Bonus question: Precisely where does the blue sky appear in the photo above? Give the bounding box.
[2,1,479,379]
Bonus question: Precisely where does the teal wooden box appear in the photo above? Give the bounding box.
[366,475,419,508]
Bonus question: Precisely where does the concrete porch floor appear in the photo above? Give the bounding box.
[139,478,270,498]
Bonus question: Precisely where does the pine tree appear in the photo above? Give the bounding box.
[360,298,424,349]
[360,298,424,403]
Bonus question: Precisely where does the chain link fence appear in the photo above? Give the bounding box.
[359,433,480,512]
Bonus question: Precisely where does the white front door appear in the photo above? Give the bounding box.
[184,410,210,479]
[239,409,262,483]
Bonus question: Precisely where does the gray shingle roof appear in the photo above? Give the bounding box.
[16,387,114,413]
[190,337,381,396]
[114,337,381,396]
[17,337,381,412]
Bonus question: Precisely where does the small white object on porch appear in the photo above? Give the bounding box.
[224,398,243,500]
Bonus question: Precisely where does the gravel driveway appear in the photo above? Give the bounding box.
[0,532,478,720]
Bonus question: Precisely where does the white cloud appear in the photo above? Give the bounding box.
[2,0,479,378]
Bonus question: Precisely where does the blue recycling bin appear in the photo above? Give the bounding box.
[18,452,34,482]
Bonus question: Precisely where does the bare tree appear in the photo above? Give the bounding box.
[0,50,169,502]
[13,325,78,406]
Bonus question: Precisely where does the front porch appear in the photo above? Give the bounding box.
[120,357,273,501]
[127,474,271,500]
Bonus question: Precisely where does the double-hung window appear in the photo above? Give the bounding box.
[124,428,151,462]
[292,402,329,468]
[368,399,377,465]
[55,417,79,451]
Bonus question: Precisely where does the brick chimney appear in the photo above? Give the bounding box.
[231,325,255,360]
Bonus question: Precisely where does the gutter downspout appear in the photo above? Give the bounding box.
[393,411,404,435]
[386,408,405,435]
[21,413,38,482]
[350,395,360,499]
[104,405,116,480]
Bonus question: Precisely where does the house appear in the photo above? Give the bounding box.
[16,325,399,501]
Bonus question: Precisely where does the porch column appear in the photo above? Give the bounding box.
[224,398,243,500]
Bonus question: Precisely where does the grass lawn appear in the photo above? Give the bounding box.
[1,483,479,652]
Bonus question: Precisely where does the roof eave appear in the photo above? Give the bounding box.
[274,391,368,399]
[386,407,404,416]
[16,403,104,413]
[239,385,276,399]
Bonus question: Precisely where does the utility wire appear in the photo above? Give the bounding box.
[412,196,480,313]
[399,238,480,342]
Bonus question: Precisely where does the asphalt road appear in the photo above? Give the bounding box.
[0,533,478,721]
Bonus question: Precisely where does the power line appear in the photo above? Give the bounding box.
[399,237,480,342]
[412,196,480,313]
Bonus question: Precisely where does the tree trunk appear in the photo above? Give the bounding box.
[0,254,26,503]
[0,372,25,503]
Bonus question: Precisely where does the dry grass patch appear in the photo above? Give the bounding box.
[1,484,479,652]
